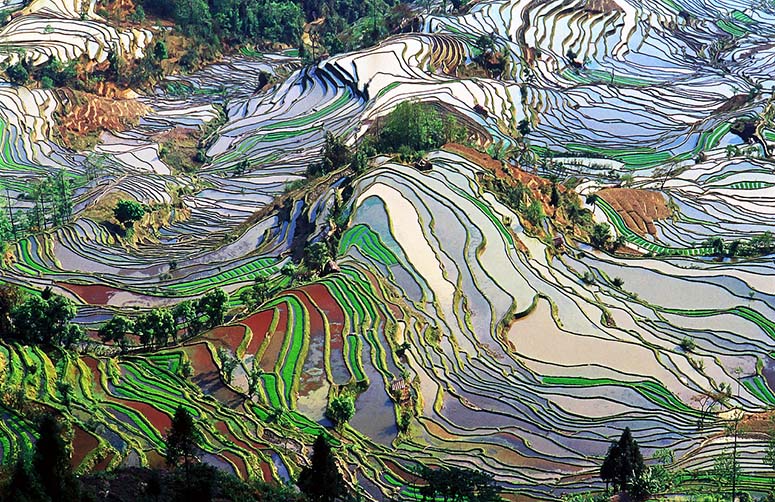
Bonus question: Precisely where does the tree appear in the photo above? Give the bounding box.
[240,275,272,311]
[376,101,465,156]
[113,199,146,227]
[297,434,347,502]
[600,427,644,493]
[217,346,238,384]
[198,288,228,329]
[0,284,22,336]
[705,236,725,258]
[305,241,331,272]
[5,458,47,502]
[524,200,544,226]
[166,406,199,476]
[417,465,502,502]
[153,40,169,60]
[98,315,135,348]
[550,183,560,207]
[6,63,29,85]
[591,223,612,249]
[326,394,355,429]
[713,451,740,494]
[12,293,82,348]
[314,131,350,175]
[135,308,176,347]
[248,363,263,397]
[173,300,199,338]
[33,415,80,501]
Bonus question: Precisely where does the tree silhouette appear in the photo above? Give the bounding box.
[297,434,347,502]
[33,414,80,501]
[165,406,199,479]
[600,427,644,493]
[113,199,145,228]
[417,465,502,501]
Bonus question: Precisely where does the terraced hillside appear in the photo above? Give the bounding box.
[1,0,775,499]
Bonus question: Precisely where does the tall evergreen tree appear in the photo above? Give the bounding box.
[165,406,199,477]
[297,434,347,502]
[600,427,644,493]
[33,415,80,501]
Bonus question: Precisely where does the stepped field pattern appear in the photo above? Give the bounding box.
[1,0,775,499]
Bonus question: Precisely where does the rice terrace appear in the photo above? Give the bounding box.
[0,0,774,500]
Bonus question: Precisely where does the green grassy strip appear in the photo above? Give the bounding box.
[338,224,399,266]
[717,19,748,37]
[731,10,755,24]
[375,82,401,98]
[560,68,652,87]
[164,257,278,296]
[103,402,165,449]
[260,373,283,408]
[743,376,775,405]
[661,306,775,340]
[542,376,697,415]
[596,198,713,256]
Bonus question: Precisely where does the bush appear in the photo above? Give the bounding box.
[327,394,355,427]
[6,63,29,85]
[375,101,466,157]
[113,199,146,227]
[680,336,696,352]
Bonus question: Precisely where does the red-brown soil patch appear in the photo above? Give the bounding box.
[204,325,246,352]
[222,450,248,479]
[152,126,199,143]
[445,143,574,242]
[308,284,344,352]
[71,426,99,469]
[597,188,670,237]
[741,410,775,434]
[58,90,150,138]
[91,452,114,471]
[259,460,273,483]
[259,306,288,373]
[118,399,171,433]
[243,310,274,354]
[57,282,121,305]
[185,342,244,406]
[215,422,252,452]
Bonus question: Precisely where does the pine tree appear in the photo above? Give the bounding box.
[600,427,644,493]
[33,415,80,501]
[165,406,199,478]
[297,434,347,502]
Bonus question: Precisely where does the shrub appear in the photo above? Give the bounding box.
[374,101,466,157]
[113,199,146,227]
[327,394,355,427]
[679,336,696,352]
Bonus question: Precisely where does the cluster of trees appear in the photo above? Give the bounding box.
[140,0,304,45]
[372,101,467,160]
[98,288,228,351]
[4,57,78,88]
[416,465,502,502]
[0,410,305,501]
[0,286,83,350]
[705,231,774,259]
[0,171,75,253]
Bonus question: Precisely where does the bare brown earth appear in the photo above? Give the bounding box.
[597,187,670,237]
[444,142,580,239]
[58,90,150,138]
